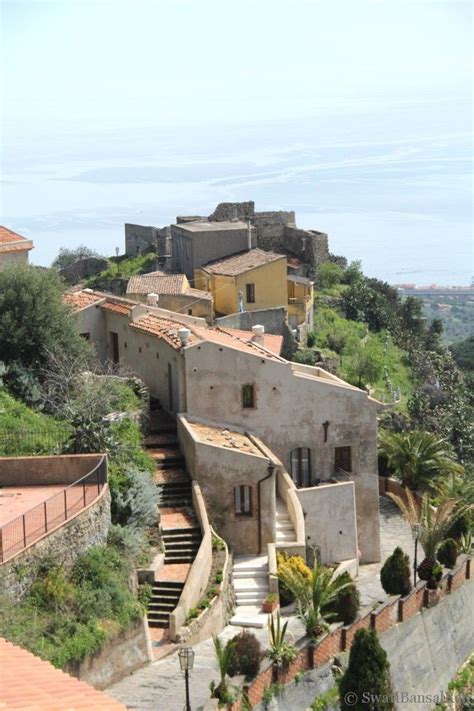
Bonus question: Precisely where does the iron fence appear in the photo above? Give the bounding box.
[0,426,72,457]
[0,455,107,563]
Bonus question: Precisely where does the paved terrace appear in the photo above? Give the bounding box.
[0,454,107,562]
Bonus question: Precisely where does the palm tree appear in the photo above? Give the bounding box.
[379,430,463,491]
[278,559,352,640]
[388,487,469,580]
[210,635,236,703]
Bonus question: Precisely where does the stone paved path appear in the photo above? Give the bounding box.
[106,614,305,711]
[356,495,416,606]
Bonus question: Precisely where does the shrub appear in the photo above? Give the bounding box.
[339,629,393,711]
[324,572,360,624]
[380,547,412,596]
[307,331,317,348]
[110,467,160,528]
[107,524,146,562]
[317,262,343,290]
[276,552,311,606]
[437,538,458,569]
[227,631,262,679]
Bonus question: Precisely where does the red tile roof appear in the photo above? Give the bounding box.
[220,327,283,355]
[199,249,285,276]
[130,313,285,360]
[127,273,187,295]
[130,314,200,349]
[100,296,136,315]
[0,637,127,710]
[64,290,105,310]
[184,287,213,300]
[0,226,34,253]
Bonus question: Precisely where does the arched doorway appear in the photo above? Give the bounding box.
[290,447,312,488]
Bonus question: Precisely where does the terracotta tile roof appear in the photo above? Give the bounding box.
[100,296,136,315]
[0,226,34,253]
[64,290,105,310]
[130,313,285,360]
[219,327,283,355]
[287,274,313,285]
[200,249,285,276]
[130,314,200,349]
[184,287,213,301]
[127,273,187,295]
[0,637,127,710]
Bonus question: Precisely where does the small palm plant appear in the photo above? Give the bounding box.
[265,612,298,667]
[278,559,352,641]
[388,487,469,584]
[209,635,237,704]
[379,430,463,491]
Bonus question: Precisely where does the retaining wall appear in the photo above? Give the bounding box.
[228,556,472,710]
[66,617,152,690]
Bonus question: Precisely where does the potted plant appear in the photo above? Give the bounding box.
[262,592,279,614]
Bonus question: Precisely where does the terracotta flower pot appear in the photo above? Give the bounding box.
[262,599,279,614]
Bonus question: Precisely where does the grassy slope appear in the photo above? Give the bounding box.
[0,390,71,455]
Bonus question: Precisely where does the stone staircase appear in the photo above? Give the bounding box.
[275,497,296,545]
[230,555,270,628]
[145,400,201,629]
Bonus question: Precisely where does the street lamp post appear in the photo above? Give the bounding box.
[178,646,195,711]
[411,523,421,588]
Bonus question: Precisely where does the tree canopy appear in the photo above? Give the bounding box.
[52,245,104,271]
[0,265,89,371]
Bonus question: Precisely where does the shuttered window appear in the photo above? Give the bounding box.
[234,485,252,516]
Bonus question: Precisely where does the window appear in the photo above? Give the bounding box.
[290,448,312,488]
[234,485,252,516]
[335,446,352,473]
[246,283,255,303]
[188,309,193,315]
[242,384,255,409]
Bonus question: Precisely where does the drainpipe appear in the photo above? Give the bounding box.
[258,461,275,554]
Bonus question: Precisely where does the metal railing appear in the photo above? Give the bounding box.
[0,426,72,457]
[0,455,107,563]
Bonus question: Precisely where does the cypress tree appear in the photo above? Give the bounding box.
[380,547,412,596]
[340,629,393,711]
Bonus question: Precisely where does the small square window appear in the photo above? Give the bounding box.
[242,384,255,409]
[246,283,255,303]
[234,485,252,516]
[335,446,352,473]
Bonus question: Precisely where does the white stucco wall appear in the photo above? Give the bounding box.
[296,482,358,564]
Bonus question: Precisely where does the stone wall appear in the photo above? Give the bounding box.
[125,223,157,256]
[1,488,111,600]
[60,257,108,285]
[175,541,235,645]
[208,201,255,222]
[66,617,152,690]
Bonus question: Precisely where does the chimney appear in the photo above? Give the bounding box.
[146,293,159,306]
[252,324,265,346]
[247,220,252,251]
[178,327,191,348]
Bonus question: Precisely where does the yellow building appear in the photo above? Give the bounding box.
[287,275,314,333]
[194,249,288,316]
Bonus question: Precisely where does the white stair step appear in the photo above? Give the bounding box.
[276,522,294,530]
[276,529,296,540]
[233,569,268,579]
[233,555,268,570]
[234,579,269,592]
[230,608,269,628]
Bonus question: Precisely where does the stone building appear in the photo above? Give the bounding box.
[124,223,171,269]
[126,271,213,321]
[68,289,381,566]
[0,226,34,270]
[170,220,257,279]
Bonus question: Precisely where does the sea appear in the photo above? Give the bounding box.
[1,96,472,286]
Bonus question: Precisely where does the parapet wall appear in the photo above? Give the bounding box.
[228,556,473,711]
[0,454,105,487]
[1,487,112,600]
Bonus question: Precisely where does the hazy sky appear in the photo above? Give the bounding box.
[1,0,472,282]
[2,0,471,130]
